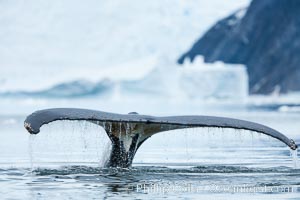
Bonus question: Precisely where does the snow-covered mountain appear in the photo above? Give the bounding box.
[0,0,250,93]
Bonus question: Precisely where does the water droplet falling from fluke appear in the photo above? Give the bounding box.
[290,149,299,169]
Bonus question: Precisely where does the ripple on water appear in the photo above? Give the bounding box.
[28,165,300,176]
[0,165,299,199]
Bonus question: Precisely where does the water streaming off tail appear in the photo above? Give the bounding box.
[135,127,296,168]
[28,134,36,169]
[26,121,298,169]
[28,120,111,168]
[291,149,299,169]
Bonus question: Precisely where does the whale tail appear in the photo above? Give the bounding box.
[24,108,298,168]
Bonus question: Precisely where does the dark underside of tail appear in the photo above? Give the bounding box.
[24,108,298,168]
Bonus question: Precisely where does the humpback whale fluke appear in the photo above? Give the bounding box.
[24,108,298,168]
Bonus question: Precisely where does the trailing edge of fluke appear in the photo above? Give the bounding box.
[24,108,298,168]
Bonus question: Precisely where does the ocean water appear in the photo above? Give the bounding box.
[0,101,299,200]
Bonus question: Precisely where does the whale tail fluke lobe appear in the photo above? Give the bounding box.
[24,108,298,168]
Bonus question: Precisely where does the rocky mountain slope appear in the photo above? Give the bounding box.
[178,0,300,94]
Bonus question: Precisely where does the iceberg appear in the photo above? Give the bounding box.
[118,56,248,101]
